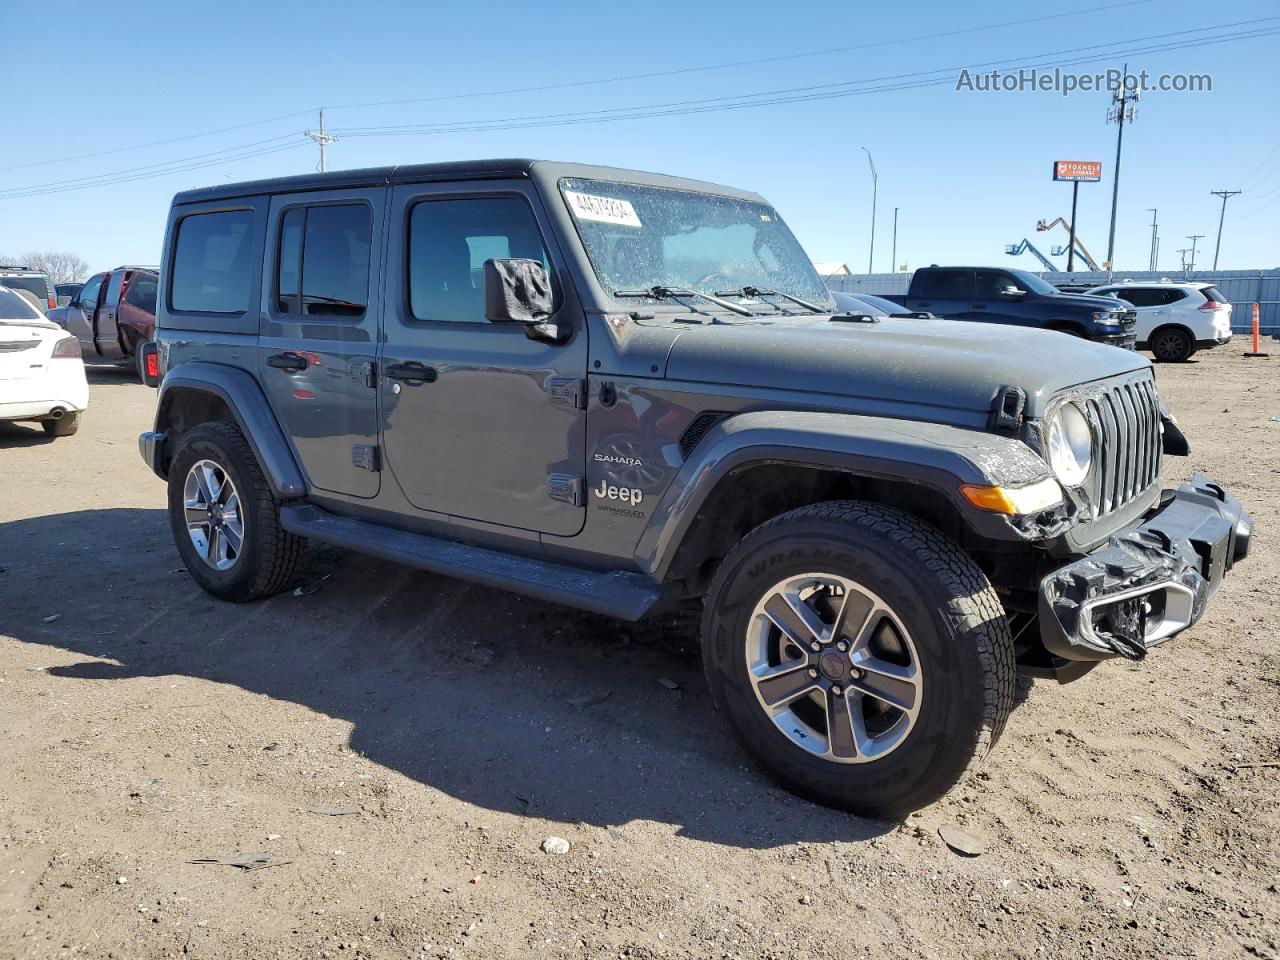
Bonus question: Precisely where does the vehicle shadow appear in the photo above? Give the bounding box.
[0,421,55,447]
[84,365,139,387]
[0,507,893,849]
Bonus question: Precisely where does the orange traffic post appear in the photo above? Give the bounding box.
[1245,302,1269,358]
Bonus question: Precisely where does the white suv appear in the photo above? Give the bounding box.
[1086,280,1233,362]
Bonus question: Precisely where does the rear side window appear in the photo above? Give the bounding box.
[1,276,50,301]
[123,273,158,313]
[171,210,255,313]
[274,203,371,317]
[105,271,125,306]
[408,197,551,324]
[921,269,972,299]
[1201,285,1228,304]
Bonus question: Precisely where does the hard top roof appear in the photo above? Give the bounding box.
[171,159,767,206]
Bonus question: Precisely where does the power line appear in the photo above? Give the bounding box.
[328,0,1160,113]
[331,23,1280,138]
[0,0,1161,177]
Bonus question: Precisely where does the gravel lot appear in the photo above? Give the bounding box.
[1,341,1277,960]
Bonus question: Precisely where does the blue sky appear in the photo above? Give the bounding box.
[2,0,1278,277]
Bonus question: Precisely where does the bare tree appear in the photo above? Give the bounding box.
[0,251,91,284]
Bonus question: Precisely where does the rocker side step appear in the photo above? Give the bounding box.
[280,504,670,621]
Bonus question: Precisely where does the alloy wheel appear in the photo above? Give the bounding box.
[746,573,922,763]
[183,459,244,571]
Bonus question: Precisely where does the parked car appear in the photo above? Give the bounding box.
[831,290,935,319]
[138,160,1249,817]
[883,266,1136,347]
[47,266,158,377]
[1085,280,1232,362]
[0,286,87,436]
[0,266,57,312]
[55,282,83,307]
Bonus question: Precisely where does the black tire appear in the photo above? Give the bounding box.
[701,500,1015,818]
[41,412,80,437]
[1048,323,1088,338]
[1149,326,1195,363]
[167,421,302,602]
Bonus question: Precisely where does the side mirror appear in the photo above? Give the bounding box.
[484,258,566,343]
[999,285,1026,299]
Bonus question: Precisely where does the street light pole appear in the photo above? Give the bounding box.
[861,147,878,275]
[1209,189,1242,270]
[891,206,899,273]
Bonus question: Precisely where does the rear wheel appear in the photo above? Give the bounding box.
[41,412,80,437]
[701,501,1015,817]
[167,421,301,602]
[1149,326,1195,362]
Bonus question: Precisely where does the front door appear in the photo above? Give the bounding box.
[94,268,127,359]
[258,188,385,499]
[969,269,1033,325]
[380,181,587,536]
[65,272,105,348]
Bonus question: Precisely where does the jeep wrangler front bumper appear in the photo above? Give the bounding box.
[1038,473,1252,662]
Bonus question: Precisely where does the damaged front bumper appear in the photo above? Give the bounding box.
[1038,473,1252,662]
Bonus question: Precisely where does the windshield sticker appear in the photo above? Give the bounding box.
[565,190,643,228]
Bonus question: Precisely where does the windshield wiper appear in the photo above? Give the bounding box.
[716,286,827,314]
[613,286,754,317]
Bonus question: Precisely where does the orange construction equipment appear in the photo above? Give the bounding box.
[1245,302,1269,357]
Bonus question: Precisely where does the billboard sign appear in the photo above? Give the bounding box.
[1053,161,1103,182]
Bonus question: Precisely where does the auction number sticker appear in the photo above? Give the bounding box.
[564,190,643,228]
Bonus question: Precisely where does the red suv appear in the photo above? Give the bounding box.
[47,266,158,379]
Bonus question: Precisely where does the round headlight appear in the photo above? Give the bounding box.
[1046,403,1093,487]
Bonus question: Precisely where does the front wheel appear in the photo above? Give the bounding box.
[167,421,301,602]
[701,501,1015,818]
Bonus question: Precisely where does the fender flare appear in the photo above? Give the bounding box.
[634,410,1057,580]
[152,362,307,498]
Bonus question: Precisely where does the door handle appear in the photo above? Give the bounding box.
[267,352,308,372]
[385,361,437,383]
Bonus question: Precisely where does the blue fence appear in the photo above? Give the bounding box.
[825,268,1280,335]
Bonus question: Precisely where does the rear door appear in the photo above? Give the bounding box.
[94,268,127,358]
[379,180,587,536]
[915,269,973,319]
[65,272,106,348]
[258,188,385,499]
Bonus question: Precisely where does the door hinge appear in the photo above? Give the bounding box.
[547,473,585,506]
[349,360,377,388]
[545,376,586,410]
[352,444,381,472]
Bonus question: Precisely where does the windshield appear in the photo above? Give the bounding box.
[1007,269,1059,296]
[559,178,830,309]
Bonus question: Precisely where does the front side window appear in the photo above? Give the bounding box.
[171,210,254,313]
[974,270,1023,298]
[78,273,104,309]
[274,204,370,317]
[559,178,829,307]
[408,196,550,324]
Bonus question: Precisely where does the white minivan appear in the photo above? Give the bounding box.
[1087,280,1233,363]
[0,287,89,437]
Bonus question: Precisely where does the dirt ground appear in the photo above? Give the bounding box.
[1,340,1277,960]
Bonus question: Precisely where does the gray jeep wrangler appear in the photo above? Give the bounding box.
[139,160,1252,817]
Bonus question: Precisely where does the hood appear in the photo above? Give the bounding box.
[659,315,1149,418]
[1044,291,1126,312]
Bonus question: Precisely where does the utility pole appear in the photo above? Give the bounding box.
[1209,189,1242,270]
[1105,65,1139,271]
[861,147,877,275]
[1176,248,1191,275]
[1185,234,1204,274]
[891,207,899,272]
[304,108,338,173]
[1147,209,1159,271]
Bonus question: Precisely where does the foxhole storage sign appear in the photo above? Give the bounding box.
[1053,161,1103,182]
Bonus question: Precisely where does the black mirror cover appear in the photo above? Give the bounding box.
[484,258,553,324]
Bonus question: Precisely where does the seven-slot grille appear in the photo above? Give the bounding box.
[1081,375,1162,517]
